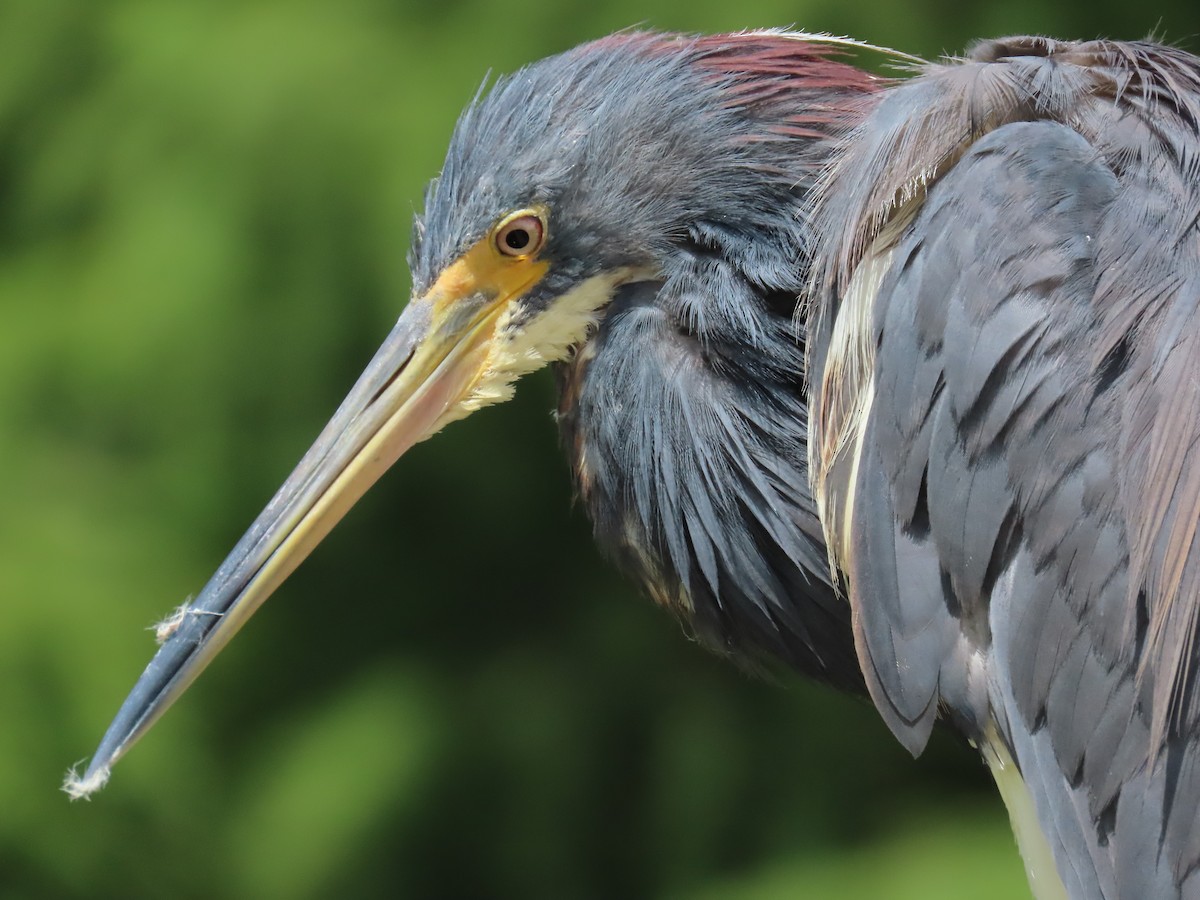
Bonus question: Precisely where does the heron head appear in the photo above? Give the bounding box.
[66,31,880,798]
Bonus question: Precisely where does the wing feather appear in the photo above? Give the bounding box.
[810,37,1200,896]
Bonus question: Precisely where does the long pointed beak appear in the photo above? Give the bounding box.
[66,245,548,799]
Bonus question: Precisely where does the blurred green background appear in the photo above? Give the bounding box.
[3,1,1196,898]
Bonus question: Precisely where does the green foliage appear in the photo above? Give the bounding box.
[1,2,1194,897]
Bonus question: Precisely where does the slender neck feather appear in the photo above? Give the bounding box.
[555,46,877,688]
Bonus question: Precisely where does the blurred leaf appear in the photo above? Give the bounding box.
[227,665,442,899]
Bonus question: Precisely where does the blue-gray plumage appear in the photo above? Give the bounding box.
[411,32,879,685]
[811,36,1200,899]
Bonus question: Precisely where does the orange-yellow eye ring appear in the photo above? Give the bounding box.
[494,210,546,258]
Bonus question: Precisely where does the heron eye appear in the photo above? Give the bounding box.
[494,212,545,258]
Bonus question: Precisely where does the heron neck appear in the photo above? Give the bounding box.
[554,259,862,691]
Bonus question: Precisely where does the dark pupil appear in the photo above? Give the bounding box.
[504,228,530,250]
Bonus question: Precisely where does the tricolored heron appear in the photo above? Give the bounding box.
[64,28,1200,900]
[67,28,887,794]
